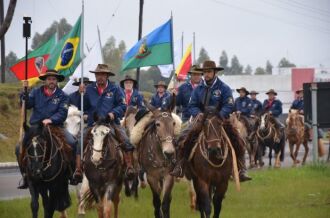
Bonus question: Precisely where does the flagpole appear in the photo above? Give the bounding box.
[193,32,196,65]
[181,32,184,60]
[136,0,144,89]
[97,25,105,63]
[80,0,85,157]
[170,12,177,88]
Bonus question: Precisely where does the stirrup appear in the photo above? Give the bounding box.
[170,165,184,178]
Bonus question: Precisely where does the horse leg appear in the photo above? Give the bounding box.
[161,175,174,218]
[113,190,120,218]
[97,202,104,218]
[268,147,272,167]
[78,174,89,215]
[39,189,51,218]
[288,143,296,166]
[29,184,39,218]
[103,196,113,218]
[302,141,309,165]
[294,143,301,164]
[189,180,197,210]
[213,181,229,218]
[147,176,162,218]
[59,211,68,218]
[195,179,211,218]
[275,149,282,168]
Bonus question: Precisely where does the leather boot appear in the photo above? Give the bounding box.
[17,150,28,189]
[124,151,135,180]
[238,153,252,182]
[73,155,83,184]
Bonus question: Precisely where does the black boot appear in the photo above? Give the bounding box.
[170,159,185,178]
[238,154,252,182]
[17,174,28,189]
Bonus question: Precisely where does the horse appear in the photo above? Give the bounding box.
[285,109,309,166]
[21,123,72,218]
[230,112,259,168]
[187,113,240,218]
[256,112,285,167]
[82,115,124,218]
[137,98,178,218]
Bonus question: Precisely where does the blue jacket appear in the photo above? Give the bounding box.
[176,82,195,121]
[188,78,234,119]
[24,86,69,125]
[249,99,262,115]
[262,99,283,117]
[150,91,172,110]
[69,91,81,110]
[122,88,144,109]
[234,96,251,116]
[291,98,304,111]
[84,81,126,126]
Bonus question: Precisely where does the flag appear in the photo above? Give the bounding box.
[10,34,56,80]
[121,19,173,72]
[175,44,192,81]
[46,15,82,77]
[158,39,182,78]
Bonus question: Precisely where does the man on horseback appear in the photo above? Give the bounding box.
[17,69,82,189]
[176,65,203,123]
[234,87,251,117]
[68,77,93,110]
[120,75,144,109]
[80,64,135,178]
[249,90,262,116]
[170,60,252,181]
[150,81,172,110]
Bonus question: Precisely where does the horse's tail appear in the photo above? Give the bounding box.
[279,133,285,162]
[81,188,95,210]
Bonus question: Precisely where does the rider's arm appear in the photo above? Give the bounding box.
[110,87,127,120]
[49,94,69,125]
[188,88,202,117]
[219,86,234,119]
[271,100,283,117]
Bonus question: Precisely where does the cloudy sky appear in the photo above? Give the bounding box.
[4,0,330,70]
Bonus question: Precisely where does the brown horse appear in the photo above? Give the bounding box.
[188,113,240,218]
[285,109,309,166]
[82,116,124,218]
[137,99,178,218]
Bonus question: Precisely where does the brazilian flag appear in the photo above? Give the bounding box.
[46,15,82,77]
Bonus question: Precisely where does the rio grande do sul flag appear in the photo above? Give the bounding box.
[121,19,173,72]
[175,43,192,81]
[10,34,56,80]
[46,15,82,77]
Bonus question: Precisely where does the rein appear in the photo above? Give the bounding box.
[256,116,277,141]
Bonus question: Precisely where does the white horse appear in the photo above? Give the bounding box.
[64,105,89,216]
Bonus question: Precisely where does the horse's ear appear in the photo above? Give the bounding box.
[93,112,99,123]
[143,99,156,113]
[168,93,176,113]
[23,122,29,132]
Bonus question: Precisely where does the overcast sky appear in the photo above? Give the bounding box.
[4,0,330,70]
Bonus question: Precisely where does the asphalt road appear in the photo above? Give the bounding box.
[0,142,328,201]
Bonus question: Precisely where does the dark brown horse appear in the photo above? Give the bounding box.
[137,98,178,218]
[188,113,240,218]
[82,116,124,218]
[256,112,285,167]
[285,109,309,166]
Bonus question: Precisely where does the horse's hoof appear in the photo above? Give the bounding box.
[77,214,85,218]
[295,159,301,164]
[140,181,147,189]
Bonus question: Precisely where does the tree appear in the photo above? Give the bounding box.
[196,47,210,66]
[244,65,252,75]
[254,67,266,75]
[2,51,18,82]
[31,18,72,49]
[219,50,228,73]
[228,55,243,75]
[266,60,273,74]
[278,57,296,68]
[0,0,17,39]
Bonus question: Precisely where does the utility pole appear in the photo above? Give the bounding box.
[0,0,5,83]
[136,0,144,88]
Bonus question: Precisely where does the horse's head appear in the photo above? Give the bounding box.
[23,123,49,180]
[144,95,177,160]
[259,112,273,130]
[89,115,112,165]
[286,109,299,127]
[64,105,81,137]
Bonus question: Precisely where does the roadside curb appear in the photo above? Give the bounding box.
[0,162,18,169]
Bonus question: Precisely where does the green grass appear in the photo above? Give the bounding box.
[0,165,329,218]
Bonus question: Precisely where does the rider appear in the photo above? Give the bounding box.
[262,89,284,142]
[120,75,144,109]
[150,81,172,110]
[80,64,135,178]
[16,69,82,189]
[249,90,262,116]
[170,60,252,182]
[176,65,203,123]
[234,87,252,117]
[68,77,93,110]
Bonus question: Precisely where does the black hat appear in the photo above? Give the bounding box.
[39,69,65,82]
[72,77,93,86]
[250,90,259,95]
[154,81,168,89]
[188,65,203,75]
[236,87,250,95]
[120,75,138,89]
[195,60,224,72]
[266,89,278,96]
[89,64,115,76]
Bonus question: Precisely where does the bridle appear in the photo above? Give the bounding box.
[256,114,277,141]
[154,112,175,144]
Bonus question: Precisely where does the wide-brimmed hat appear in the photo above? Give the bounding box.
[154,81,168,89]
[188,65,203,75]
[120,75,138,89]
[89,64,115,76]
[236,87,250,95]
[72,77,93,86]
[266,89,278,95]
[250,90,259,95]
[295,88,303,94]
[39,69,65,82]
[195,60,224,72]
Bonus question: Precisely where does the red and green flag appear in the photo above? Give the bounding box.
[175,43,192,81]
[10,34,56,80]
[121,19,173,72]
[46,15,82,77]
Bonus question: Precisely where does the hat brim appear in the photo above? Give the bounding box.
[250,92,259,95]
[188,70,203,75]
[236,89,249,95]
[39,73,65,82]
[120,79,138,89]
[266,91,277,95]
[195,67,224,72]
[72,81,93,86]
[89,70,115,76]
[295,89,303,94]
[154,85,168,89]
